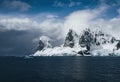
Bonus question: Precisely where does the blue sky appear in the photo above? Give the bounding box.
[0,0,120,56]
[0,0,119,18]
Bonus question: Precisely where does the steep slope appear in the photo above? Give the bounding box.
[34,29,81,56]
[36,36,52,51]
[78,28,118,56]
[64,29,79,48]
[33,28,120,56]
[79,28,117,50]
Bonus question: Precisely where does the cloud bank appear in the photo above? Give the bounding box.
[0,4,120,39]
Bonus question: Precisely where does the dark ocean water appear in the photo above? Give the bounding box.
[0,56,120,82]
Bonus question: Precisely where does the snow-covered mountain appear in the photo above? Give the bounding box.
[33,28,120,56]
[36,36,52,51]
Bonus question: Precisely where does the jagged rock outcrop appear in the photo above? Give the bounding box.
[79,28,93,51]
[79,28,117,51]
[116,41,120,50]
[64,29,78,48]
[36,36,52,51]
[34,28,120,56]
[36,40,45,51]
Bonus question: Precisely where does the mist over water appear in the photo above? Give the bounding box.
[0,56,120,82]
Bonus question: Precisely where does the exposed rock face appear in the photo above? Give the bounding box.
[79,28,93,51]
[64,29,78,48]
[36,36,52,51]
[63,28,117,51]
[79,28,117,51]
[34,28,119,56]
[36,40,45,51]
[116,41,120,50]
[111,37,116,43]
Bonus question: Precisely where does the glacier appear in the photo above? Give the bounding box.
[32,28,120,56]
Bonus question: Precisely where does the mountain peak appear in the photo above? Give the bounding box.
[64,29,78,48]
[36,36,52,51]
[34,28,120,56]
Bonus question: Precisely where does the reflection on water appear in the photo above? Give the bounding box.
[33,57,88,82]
[0,56,120,82]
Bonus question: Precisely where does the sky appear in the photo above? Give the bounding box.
[0,0,120,56]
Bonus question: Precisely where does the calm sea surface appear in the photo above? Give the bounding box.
[0,56,120,82]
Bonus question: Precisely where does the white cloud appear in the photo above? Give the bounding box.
[53,1,65,7]
[0,14,63,39]
[40,19,62,31]
[91,17,120,39]
[0,4,120,40]
[0,16,62,31]
[46,14,58,19]
[68,1,81,7]
[63,10,95,35]
[63,5,107,35]
[2,0,31,11]
[53,0,81,7]
[63,4,120,39]
[0,18,39,30]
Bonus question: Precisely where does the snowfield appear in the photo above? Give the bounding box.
[32,29,120,56]
[33,46,84,56]
[33,43,120,56]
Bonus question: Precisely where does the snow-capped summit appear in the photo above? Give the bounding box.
[36,36,52,51]
[33,28,120,56]
[79,28,117,50]
[64,29,78,48]
[77,28,119,56]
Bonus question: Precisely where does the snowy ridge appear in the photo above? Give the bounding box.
[36,36,52,51]
[33,28,120,56]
